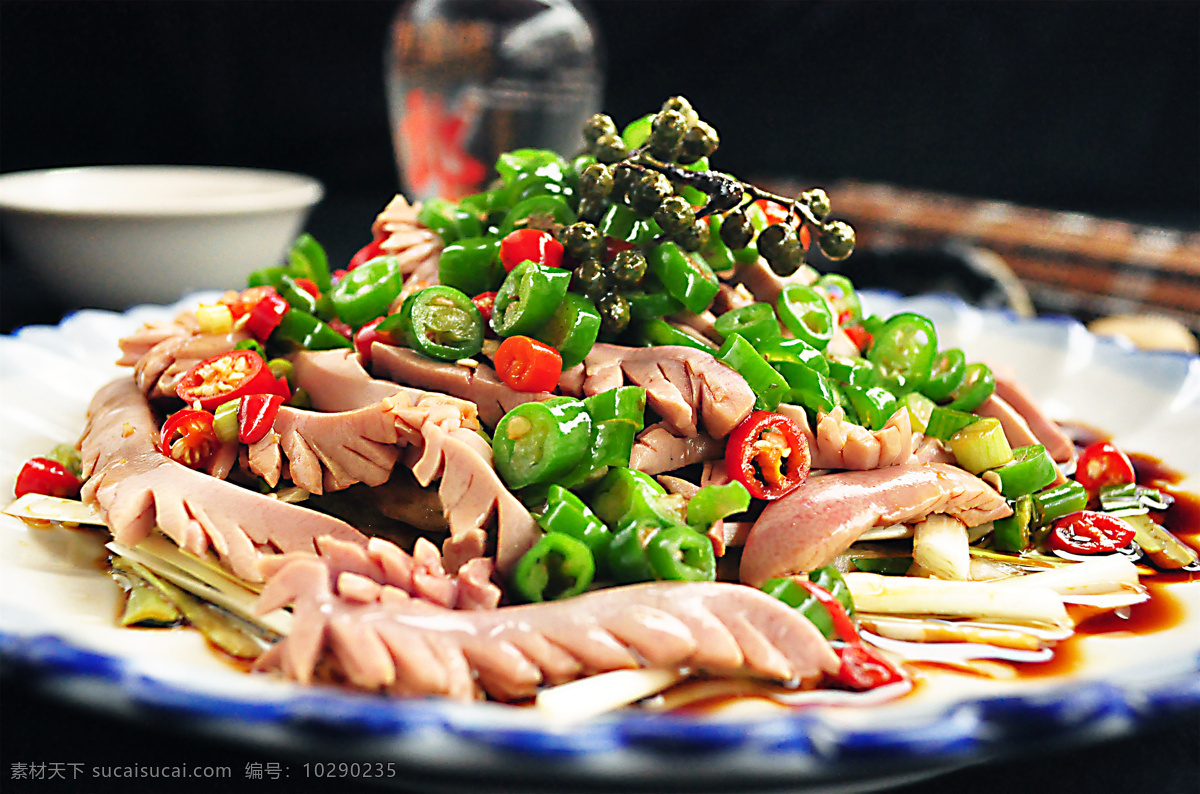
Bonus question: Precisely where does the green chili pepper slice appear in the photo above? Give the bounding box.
[288,233,332,294]
[816,273,862,326]
[557,419,640,492]
[606,519,662,584]
[842,384,899,431]
[1032,480,1089,526]
[272,308,352,350]
[826,354,875,387]
[621,113,654,148]
[533,292,601,369]
[701,214,738,274]
[637,318,718,352]
[946,362,996,412]
[992,494,1035,552]
[645,525,717,582]
[776,361,839,415]
[991,445,1058,498]
[417,198,483,243]
[645,241,720,314]
[760,566,856,640]
[247,265,288,289]
[277,274,317,316]
[400,286,485,361]
[537,485,613,558]
[867,312,939,393]
[776,284,835,351]
[625,288,685,322]
[601,204,665,247]
[713,302,782,347]
[511,532,595,602]
[497,194,578,238]
[438,236,503,296]
[330,256,404,328]
[591,467,684,529]
[685,480,751,530]
[491,260,572,338]
[496,148,571,186]
[756,338,829,374]
[922,348,967,403]
[585,386,647,429]
[492,398,592,490]
[716,334,789,411]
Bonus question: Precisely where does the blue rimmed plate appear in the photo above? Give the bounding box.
[2,292,1197,793]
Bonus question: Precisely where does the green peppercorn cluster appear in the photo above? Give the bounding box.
[560,96,856,335]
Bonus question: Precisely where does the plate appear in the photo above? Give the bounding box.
[2,291,1198,793]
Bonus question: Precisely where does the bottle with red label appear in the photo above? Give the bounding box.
[385,0,603,201]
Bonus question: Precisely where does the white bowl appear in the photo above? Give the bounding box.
[0,165,324,309]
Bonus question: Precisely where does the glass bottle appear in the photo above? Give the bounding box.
[385,0,603,201]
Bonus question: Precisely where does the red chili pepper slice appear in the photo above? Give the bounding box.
[293,277,320,299]
[499,229,564,272]
[842,324,873,353]
[471,291,497,324]
[834,642,906,690]
[1075,441,1136,491]
[175,350,281,411]
[796,579,905,690]
[353,316,396,364]
[243,288,289,342]
[1049,510,1136,555]
[755,198,792,227]
[159,409,220,469]
[14,457,82,499]
[725,410,812,500]
[494,335,562,393]
[348,238,386,271]
[237,393,285,444]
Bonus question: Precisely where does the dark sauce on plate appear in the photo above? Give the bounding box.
[1011,452,1198,679]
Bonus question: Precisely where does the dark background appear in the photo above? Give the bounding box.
[2,2,1199,792]
[2,1,1198,332]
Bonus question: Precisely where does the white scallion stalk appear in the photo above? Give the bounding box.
[3,494,104,525]
[857,524,914,542]
[994,555,1141,595]
[844,572,1072,629]
[535,668,686,723]
[911,514,970,580]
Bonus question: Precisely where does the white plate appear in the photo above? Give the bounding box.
[2,291,1198,793]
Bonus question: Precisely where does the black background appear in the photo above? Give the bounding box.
[2,2,1199,792]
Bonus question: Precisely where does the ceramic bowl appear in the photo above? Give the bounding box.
[0,165,323,309]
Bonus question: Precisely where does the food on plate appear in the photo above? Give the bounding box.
[7,97,1198,719]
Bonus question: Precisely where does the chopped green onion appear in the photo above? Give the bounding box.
[924,406,980,440]
[1032,481,1089,526]
[212,399,241,444]
[949,417,1013,474]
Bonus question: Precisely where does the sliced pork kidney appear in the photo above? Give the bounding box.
[79,378,368,583]
[570,344,755,439]
[255,556,839,701]
[739,463,1011,586]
